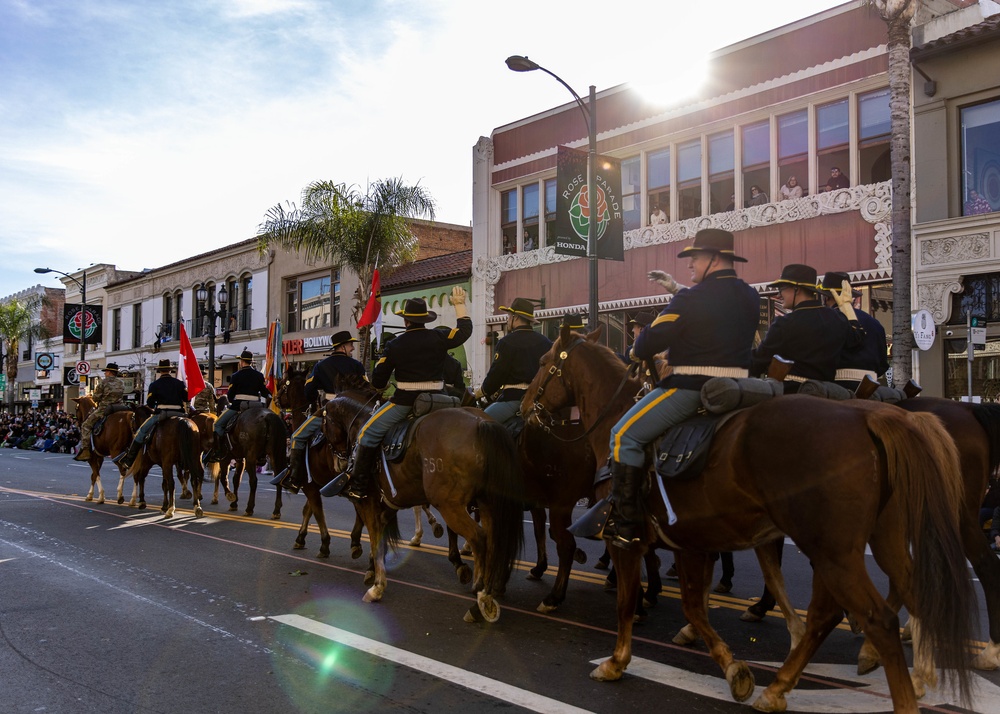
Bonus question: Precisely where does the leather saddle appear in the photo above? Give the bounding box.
[652,413,721,481]
[93,404,134,437]
[382,393,461,463]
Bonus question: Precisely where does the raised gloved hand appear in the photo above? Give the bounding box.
[450,286,468,319]
[648,270,684,294]
[473,387,484,401]
[829,281,857,321]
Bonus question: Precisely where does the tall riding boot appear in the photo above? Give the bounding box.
[114,440,142,471]
[74,441,92,462]
[342,445,380,501]
[202,431,227,464]
[606,460,648,549]
[270,448,306,493]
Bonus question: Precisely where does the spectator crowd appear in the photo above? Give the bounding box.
[1,410,80,453]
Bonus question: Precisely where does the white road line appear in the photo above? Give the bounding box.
[271,614,596,714]
[0,558,16,565]
[608,656,1000,713]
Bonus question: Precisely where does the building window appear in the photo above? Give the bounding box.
[285,278,298,332]
[778,110,808,198]
[709,131,735,214]
[817,99,850,190]
[522,183,539,252]
[112,308,121,352]
[962,98,1000,216]
[289,271,338,331]
[647,148,670,223]
[240,275,252,330]
[858,88,891,185]
[501,189,517,254]
[161,291,182,342]
[544,179,556,248]
[677,139,702,220]
[621,155,641,231]
[132,303,142,349]
[743,120,770,206]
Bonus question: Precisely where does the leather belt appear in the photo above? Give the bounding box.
[835,368,877,382]
[396,381,445,390]
[671,366,749,378]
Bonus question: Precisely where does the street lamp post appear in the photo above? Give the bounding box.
[196,282,228,387]
[506,55,599,331]
[34,266,88,390]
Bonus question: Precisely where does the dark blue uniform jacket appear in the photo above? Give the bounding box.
[372,317,473,406]
[226,366,270,410]
[634,269,759,391]
[751,300,864,381]
[481,326,552,401]
[304,353,367,403]
[146,375,189,411]
[839,308,889,377]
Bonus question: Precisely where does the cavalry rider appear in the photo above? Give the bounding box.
[819,271,888,390]
[606,228,759,549]
[338,287,472,501]
[750,264,863,391]
[475,297,552,427]
[272,330,366,494]
[204,349,270,463]
[115,359,189,470]
[435,326,468,400]
[75,362,126,462]
[191,364,217,414]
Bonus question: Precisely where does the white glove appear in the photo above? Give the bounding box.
[648,270,684,294]
[450,286,468,319]
[829,281,856,321]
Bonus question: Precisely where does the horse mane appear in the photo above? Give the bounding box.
[556,334,641,394]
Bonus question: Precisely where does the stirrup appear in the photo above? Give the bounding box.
[269,468,289,487]
[567,495,612,540]
[320,474,348,497]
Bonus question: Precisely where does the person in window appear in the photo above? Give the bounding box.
[524,235,536,251]
[748,185,768,206]
[779,176,803,201]
[965,188,992,216]
[725,194,736,212]
[649,205,668,225]
[823,166,850,192]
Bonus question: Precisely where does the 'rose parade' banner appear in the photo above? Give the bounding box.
[554,146,624,261]
[62,304,103,345]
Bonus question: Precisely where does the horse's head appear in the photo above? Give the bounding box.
[72,396,96,423]
[321,396,374,469]
[522,323,607,427]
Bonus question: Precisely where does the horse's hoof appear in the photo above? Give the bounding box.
[211,498,219,505]
[725,661,755,703]
[527,566,545,580]
[672,623,698,646]
[194,506,203,518]
[460,544,472,556]
[857,654,880,676]
[362,587,382,603]
[293,542,305,551]
[431,523,444,539]
[244,510,253,517]
[225,492,237,503]
[464,604,483,623]
[364,571,375,587]
[351,544,363,560]
[270,513,280,521]
[752,689,787,712]
[477,592,500,623]
[589,659,624,682]
[117,497,125,505]
[574,548,587,564]
[228,503,238,512]
[97,498,105,505]
[457,565,473,586]
[911,675,926,699]
[318,551,329,559]
[85,496,93,502]
[603,577,616,591]
[536,601,557,614]
[138,503,146,510]
[408,537,422,547]
[642,595,658,609]
[740,610,764,623]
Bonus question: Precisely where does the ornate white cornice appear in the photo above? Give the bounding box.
[917,280,964,324]
[474,182,892,318]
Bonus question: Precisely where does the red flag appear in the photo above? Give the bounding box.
[177,322,206,401]
[357,269,381,329]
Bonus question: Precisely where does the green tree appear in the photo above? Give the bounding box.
[0,296,51,409]
[867,0,916,385]
[257,177,435,368]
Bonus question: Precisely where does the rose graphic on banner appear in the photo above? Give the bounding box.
[62,304,103,345]
[569,184,611,242]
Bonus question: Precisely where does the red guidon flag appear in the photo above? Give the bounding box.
[357,269,381,329]
[177,322,206,400]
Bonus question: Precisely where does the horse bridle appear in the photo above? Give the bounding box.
[528,336,635,443]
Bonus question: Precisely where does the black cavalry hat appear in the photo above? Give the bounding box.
[628,311,655,329]
[676,228,747,262]
[499,297,540,323]
[819,271,862,299]
[330,330,358,349]
[155,358,173,373]
[396,297,436,324]
[239,348,254,361]
[767,264,821,293]
[103,363,120,374]
[562,313,586,330]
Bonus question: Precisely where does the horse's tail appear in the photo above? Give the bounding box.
[474,419,525,595]
[867,407,974,704]
[972,402,1000,478]
[264,411,289,474]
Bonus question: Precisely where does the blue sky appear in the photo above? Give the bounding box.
[2,0,847,298]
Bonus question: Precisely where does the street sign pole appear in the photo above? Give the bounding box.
[967,310,973,401]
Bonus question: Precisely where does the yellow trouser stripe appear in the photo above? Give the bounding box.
[358,402,394,442]
[612,388,677,462]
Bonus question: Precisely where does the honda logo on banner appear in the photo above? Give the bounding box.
[554,146,624,261]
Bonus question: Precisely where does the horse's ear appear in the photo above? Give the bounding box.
[585,322,604,343]
[71,398,79,405]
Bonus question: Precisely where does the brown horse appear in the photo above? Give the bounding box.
[323,386,525,622]
[522,325,975,713]
[273,365,314,433]
[128,415,205,518]
[72,397,141,505]
[216,406,289,519]
[189,411,235,506]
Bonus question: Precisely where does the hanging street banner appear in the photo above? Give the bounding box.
[63,366,81,387]
[63,304,103,345]
[554,146,624,261]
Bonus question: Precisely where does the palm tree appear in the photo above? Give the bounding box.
[868,0,916,385]
[257,177,436,368]
[0,296,51,409]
